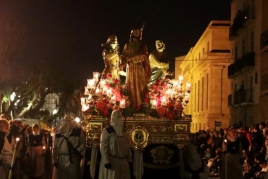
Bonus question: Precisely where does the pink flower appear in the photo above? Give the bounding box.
[106,73,112,79]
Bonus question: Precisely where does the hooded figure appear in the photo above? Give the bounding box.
[99,109,132,179]
[52,115,85,179]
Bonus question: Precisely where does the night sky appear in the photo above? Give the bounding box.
[2,0,230,86]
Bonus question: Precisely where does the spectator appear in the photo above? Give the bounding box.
[0,118,16,179]
[220,126,243,179]
[242,158,255,179]
[252,124,264,154]
[27,124,46,178]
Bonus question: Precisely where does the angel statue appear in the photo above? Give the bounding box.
[101,35,120,80]
[148,40,172,84]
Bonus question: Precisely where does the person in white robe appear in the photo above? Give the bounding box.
[52,115,85,179]
[98,109,132,179]
[0,118,16,179]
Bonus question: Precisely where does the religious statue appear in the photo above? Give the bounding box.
[101,35,120,80]
[148,40,171,84]
[120,28,151,108]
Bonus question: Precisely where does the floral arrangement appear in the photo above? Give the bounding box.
[148,78,185,119]
[81,72,190,119]
[81,73,124,117]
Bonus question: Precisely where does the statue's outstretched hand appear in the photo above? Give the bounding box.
[167,71,174,76]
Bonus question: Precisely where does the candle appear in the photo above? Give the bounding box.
[43,146,46,155]
[99,79,106,89]
[178,75,183,81]
[186,82,191,92]
[93,72,99,80]
[16,137,20,143]
[161,96,167,106]
[87,79,95,89]
[151,99,157,109]
[119,99,126,109]
[111,95,116,104]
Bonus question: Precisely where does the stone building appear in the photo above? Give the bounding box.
[228,0,268,126]
[178,20,231,132]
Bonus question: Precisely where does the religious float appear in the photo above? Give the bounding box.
[80,32,204,179]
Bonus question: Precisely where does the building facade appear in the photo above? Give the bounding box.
[260,0,268,121]
[178,21,231,132]
[228,0,268,126]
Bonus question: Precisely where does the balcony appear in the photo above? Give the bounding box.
[232,89,254,106]
[261,73,268,93]
[260,29,268,52]
[228,64,236,79]
[229,10,247,40]
[240,52,255,70]
[243,5,255,26]
[227,52,255,79]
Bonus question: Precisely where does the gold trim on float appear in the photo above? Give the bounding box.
[130,125,149,150]
[143,162,180,169]
[150,145,174,164]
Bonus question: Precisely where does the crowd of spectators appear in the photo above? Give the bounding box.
[0,114,53,179]
[190,121,268,179]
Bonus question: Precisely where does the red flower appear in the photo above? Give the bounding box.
[105,84,111,88]
[113,79,119,84]
[100,107,109,116]
[106,73,112,79]
[112,88,122,101]
[136,105,141,110]
[166,110,175,119]
[144,97,149,103]
[157,106,166,117]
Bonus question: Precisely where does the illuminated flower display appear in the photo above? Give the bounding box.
[81,72,191,119]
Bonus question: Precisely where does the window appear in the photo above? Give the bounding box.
[250,76,253,102]
[207,42,209,52]
[255,72,258,84]
[250,31,254,52]
[199,52,201,60]
[242,39,246,56]
[203,48,205,55]
[235,46,238,60]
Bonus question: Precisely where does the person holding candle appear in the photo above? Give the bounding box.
[27,124,46,178]
[0,118,16,179]
[220,126,243,179]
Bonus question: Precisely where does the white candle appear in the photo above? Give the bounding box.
[119,99,126,108]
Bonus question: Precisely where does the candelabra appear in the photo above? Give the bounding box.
[148,75,191,119]
[81,72,125,117]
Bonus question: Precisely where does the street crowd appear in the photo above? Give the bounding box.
[191,121,268,179]
[3,109,268,179]
[0,114,86,179]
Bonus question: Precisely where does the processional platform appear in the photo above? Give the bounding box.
[84,113,192,179]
